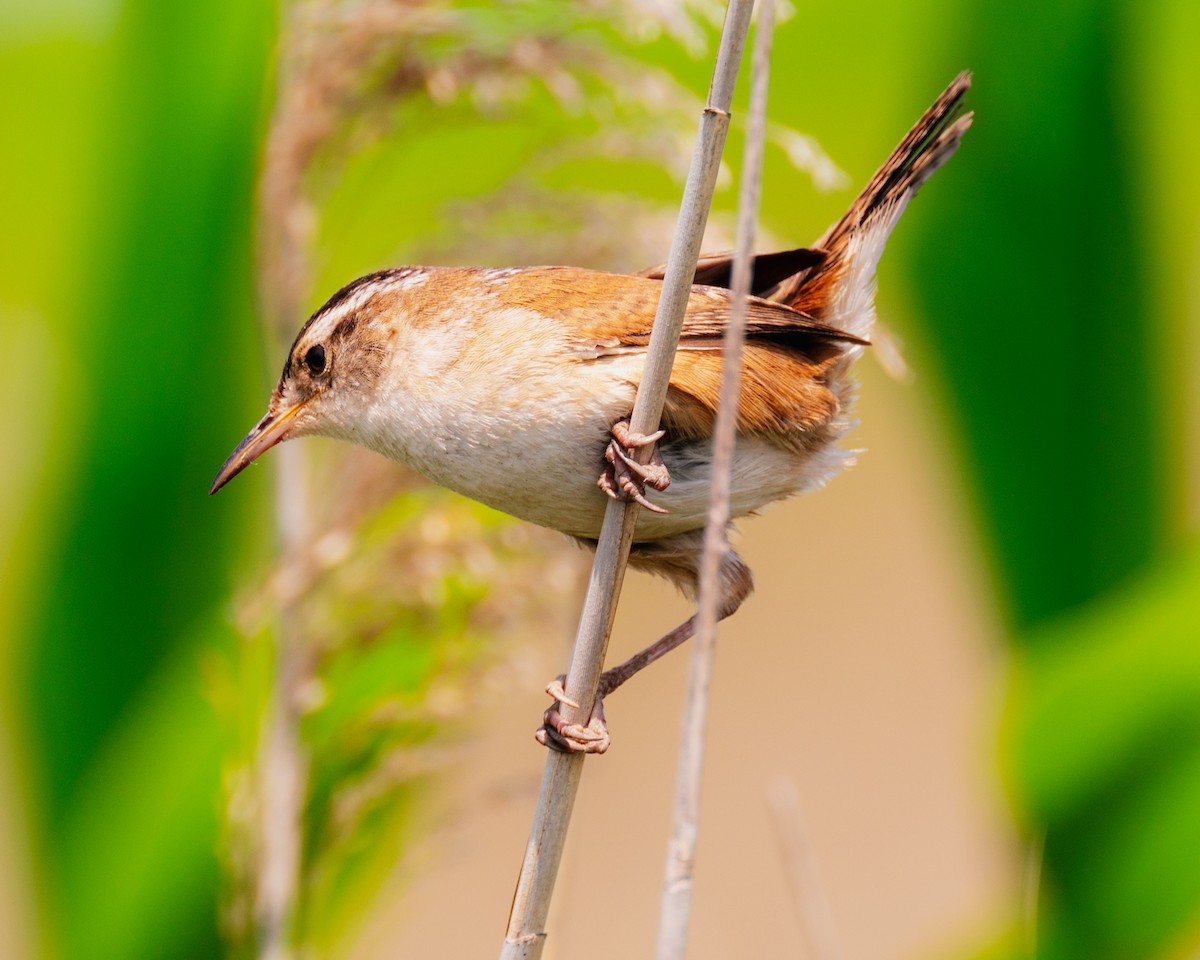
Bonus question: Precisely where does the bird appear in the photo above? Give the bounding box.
[212,72,972,754]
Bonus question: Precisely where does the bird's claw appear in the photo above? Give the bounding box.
[610,421,665,451]
[610,443,671,491]
[543,677,579,710]
[597,419,671,515]
[536,675,610,755]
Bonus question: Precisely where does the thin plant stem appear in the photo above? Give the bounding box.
[255,6,318,954]
[256,277,310,960]
[766,776,843,960]
[656,2,774,957]
[499,3,756,957]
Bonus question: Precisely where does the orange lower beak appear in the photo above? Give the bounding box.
[210,400,306,495]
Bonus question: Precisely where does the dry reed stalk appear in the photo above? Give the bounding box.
[499,3,756,957]
[766,776,843,960]
[255,10,317,952]
[655,2,774,957]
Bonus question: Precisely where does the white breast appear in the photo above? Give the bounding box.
[349,307,630,537]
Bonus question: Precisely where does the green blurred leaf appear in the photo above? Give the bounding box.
[23,0,273,822]
[906,0,1171,633]
[55,637,226,960]
[1005,544,1200,958]
[1007,549,1200,826]
[6,0,274,956]
[898,1,1199,956]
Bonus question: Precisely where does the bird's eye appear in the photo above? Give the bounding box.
[304,344,327,376]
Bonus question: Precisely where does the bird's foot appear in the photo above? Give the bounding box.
[535,676,610,755]
[597,419,671,515]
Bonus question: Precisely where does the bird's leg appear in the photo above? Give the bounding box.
[535,541,754,754]
[535,540,748,758]
[534,615,698,753]
[597,615,697,697]
[597,419,671,514]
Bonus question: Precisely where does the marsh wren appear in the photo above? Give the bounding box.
[213,74,972,753]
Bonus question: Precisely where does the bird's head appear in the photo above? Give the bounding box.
[210,268,424,495]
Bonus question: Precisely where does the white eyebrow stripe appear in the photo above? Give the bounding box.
[301,267,432,344]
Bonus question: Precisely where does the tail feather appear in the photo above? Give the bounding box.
[768,72,972,330]
[634,73,972,342]
[821,70,972,253]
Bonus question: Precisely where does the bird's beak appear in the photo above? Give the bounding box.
[209,399,307,495]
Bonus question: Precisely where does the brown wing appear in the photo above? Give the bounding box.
[658,341,848,444]
[605,285,862,443]
[492,266,861,445]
